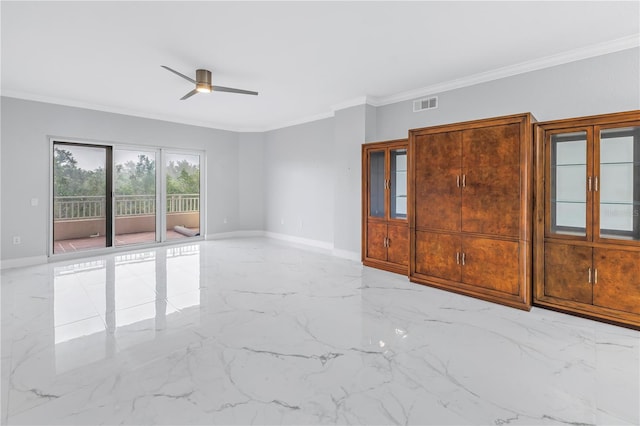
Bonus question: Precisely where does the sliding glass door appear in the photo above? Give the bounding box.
[114,149,158,246]
[52,141,203,255]
[165,152,201,240]
[52,143,112,254]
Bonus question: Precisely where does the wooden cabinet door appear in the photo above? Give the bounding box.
[414,132,462,231]
[415,231,461,282]
[593,248,640,315]
[387,224,409,267]
[544,242,593,304]
[462,236,520,295]
[462,124,521,237]
[366,222,388,262]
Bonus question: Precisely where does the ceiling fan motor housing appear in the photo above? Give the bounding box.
[196,69,212,92]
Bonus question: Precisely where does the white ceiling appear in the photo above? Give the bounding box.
[2,1,639,132]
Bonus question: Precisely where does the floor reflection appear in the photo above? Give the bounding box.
[53,245,202,351]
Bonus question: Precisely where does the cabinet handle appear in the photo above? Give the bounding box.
[456,251,460,265]
[588,176,592,192]
[462,174,466,188]
[594,176,599,192]
[594,268,598,284]
[588,267,592,284]
[383,237,387,247]
[461,252,466,266]
[456,175,460,188]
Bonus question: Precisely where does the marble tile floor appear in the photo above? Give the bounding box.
[1,237,638,425]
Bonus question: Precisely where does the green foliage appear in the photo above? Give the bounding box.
[166,160,200,194]
[53,148,106,196]
[114,154,156,195]
[53,149,199,196]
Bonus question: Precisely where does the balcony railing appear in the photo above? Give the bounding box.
[54,194,199,220]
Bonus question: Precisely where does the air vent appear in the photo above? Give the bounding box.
[413,96,438,112]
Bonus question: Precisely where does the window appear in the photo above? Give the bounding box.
[51,140,204,255]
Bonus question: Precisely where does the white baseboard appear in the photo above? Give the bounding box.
[0,233,360,270]
[0,255,48,270]
[206,230,265,240]
[263,232,333,251]
[332,248,360,262]
[219,231,361,261]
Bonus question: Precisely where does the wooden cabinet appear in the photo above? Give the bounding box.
[362,140,409,274]
[410,114,534,310]
[534,110,640,329]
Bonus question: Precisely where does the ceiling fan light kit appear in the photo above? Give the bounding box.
[195,69,212,93]
[161,65,258,100]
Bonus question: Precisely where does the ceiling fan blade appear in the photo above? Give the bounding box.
[180,89,199,100]
[212,85,258,96]
[161,65,196,84]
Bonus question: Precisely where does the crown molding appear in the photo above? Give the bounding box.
[4,35,638,133]
[0,90,253,132]
[373,34,640,106]
[261,111,335,132]
[330,96,375,112]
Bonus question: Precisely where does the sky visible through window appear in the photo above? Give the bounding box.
[67,148,199,171]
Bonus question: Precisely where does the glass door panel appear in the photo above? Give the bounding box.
[166,153,201,240]
[599,126,640,240]
[549,132,588,236]
[114,149,157,246]
[390,148,407,219]
[369,150,385,218]
[53,143,110,254]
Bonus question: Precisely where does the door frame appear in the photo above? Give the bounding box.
[48,137,206,259]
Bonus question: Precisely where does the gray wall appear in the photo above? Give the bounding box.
[263,118,335,244]
[376,48,640,140]
[333,105,367,255]
[0,97,247,261]
[237,132,265,231]
[2,48,639,263]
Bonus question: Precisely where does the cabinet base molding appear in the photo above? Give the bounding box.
[533,300,640,330]
[410,275,531,311]
[363,259,408,275]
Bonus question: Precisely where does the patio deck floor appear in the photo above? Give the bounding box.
[53,229,199,254]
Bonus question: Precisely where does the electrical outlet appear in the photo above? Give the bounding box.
[280,218,285,225]
[31,198,39,206]
[223,217,228,224]
[12,236,21,245]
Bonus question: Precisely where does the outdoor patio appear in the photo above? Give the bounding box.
[53,228,200,253]
[53,194,200,254]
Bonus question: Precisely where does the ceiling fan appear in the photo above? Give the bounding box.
[161,65,258,100]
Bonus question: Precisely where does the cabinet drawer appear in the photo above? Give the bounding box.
[544,242,593,304]
[415,231,461,282]
[462,236,520,295]
[594,248,640,315]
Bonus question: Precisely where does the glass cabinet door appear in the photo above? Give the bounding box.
[390,148,407,219]
[369,150,385,218]
[549,131,588,237]
[598,126,640,241]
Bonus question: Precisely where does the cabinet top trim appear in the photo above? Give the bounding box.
[362,138,408,148]
[408,112,534,136]
[534,110,640,130]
